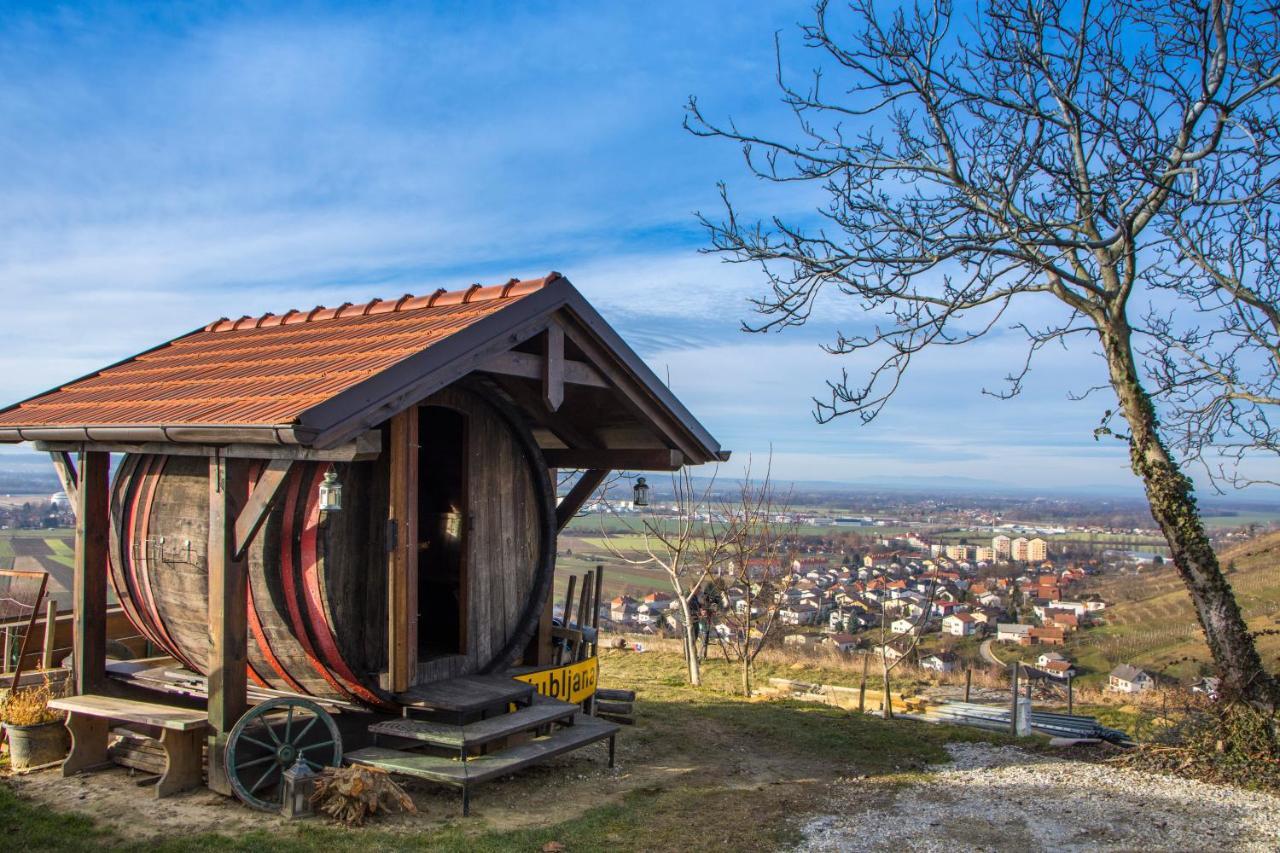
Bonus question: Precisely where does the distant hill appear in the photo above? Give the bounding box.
[1067,532,1280,682]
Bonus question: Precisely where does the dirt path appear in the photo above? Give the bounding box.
[799,743,1280,852]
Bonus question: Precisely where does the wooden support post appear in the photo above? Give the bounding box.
[1067,675,1074,716]
[73,450,110,697]
[591,564,604,657]
[555,469,609,532]
[206,453,248,796]
[1009,663,1019,736]
[576,570,593,662]
[1,627,10,675]
[964,667,972,703]
[387,409,419,693]
[50,451,79,514]
[560,574,578,666]
[543,324,565,412]
[42,600,57,670]
[858,653,869,713]
[1025,674,1033,702]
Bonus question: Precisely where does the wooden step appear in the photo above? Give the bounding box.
[346,715,619,787]
[596,688,636,702]
[368,695,579,749]
[595,699,633,716]
[396,675,535,715]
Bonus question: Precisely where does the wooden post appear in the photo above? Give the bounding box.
[964,667,972,703]
[387,409,419,693]
[206,454,248,796]
[73,450,110,697]
[561,575,577,667]
[543,324,565,412]
[42,600,57,670]
[576,570,593,662]
[591,564,605,658]
[858,653,869,713]
[1,627,10,674]
[1067,674,1074,716]
[1025,674,1033,702]
[1009,662,1019,736]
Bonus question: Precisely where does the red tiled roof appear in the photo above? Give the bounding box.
[0,275,554,432]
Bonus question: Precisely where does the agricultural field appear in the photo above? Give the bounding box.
[1056,532,1280,684]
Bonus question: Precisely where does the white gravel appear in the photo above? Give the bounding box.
[799,743,1280,852]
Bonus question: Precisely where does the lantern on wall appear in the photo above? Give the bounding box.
[317,470,343,512]
[280,756,319,818]
[633,476,650,507]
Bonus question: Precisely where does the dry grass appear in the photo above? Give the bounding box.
[0,679,63,727]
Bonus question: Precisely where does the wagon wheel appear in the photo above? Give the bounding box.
[225,697,342,811]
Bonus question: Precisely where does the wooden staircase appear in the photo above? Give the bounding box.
[345,675,618,815]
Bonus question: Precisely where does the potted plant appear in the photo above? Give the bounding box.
[1,679,67,770]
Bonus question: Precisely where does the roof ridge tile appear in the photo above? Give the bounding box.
[202,272,559,333]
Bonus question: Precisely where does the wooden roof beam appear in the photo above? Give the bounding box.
[543,449,682,471]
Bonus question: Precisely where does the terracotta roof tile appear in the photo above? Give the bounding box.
[0,273,560,430]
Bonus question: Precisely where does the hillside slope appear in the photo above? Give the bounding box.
[1067,532,1280,682]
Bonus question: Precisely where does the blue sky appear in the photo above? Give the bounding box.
[0,1,1191,491]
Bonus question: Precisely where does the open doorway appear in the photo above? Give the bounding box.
[416,405,468,660]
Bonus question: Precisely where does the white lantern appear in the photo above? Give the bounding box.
[317,470,343,512]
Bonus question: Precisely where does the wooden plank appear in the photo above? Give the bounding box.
[542,449,683,471]
[596,688,636,702]
[49,695,209,732]
[556,469,609,532]
[35,432,382,462]
[206,453,248,796]
[480,350,609,388]
[347,715,618,786]
[387,409,418,693]
[368,695,577,749]
[395,674,534,714]
[543,324,565,412]
[41,599,57,670]
[49,451,79,512]
[74,450,110,697]
[232,459,293,560]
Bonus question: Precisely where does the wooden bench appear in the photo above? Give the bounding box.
[49,695,209,798]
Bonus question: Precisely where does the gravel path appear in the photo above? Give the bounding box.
[799,743,1280,852]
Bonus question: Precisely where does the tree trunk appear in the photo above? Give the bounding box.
[1101,322,1279,710]
[882,663,893,720]
[677,597,701,687]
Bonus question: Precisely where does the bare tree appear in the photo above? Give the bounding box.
[706,462,798,695]
[597,469,727,686]
[872,574,939,718]
[687,0,1280,709]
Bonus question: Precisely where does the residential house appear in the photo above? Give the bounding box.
[942,612,978,637]
[827,633,859,653]
[996,623,1033,643]
[1109,664,1154,693]
[1028,626,1066,646]
[920,652,959,673]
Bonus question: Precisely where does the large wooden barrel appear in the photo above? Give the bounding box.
[108,382,557,707]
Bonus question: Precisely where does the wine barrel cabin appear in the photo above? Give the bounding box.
[0,272,725,798]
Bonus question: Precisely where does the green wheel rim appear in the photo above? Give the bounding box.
[224,697,342,811]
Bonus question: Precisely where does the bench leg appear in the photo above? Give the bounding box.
[155,728,204,798]
[462,785,470,817]
[608,734,616,769]
[61,712,109,777]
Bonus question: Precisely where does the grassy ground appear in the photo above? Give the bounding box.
[1,650,1016,852]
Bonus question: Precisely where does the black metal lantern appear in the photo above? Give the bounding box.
[280,756,319,818]
[633,476,650,507]
[317,469,343,512]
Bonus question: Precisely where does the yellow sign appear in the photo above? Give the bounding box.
[515,657,598,704]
